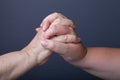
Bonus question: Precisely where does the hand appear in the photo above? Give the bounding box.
[39,12,87,64]
[36,12,76,40]
[23,23,79,66]
[22,28,51,65]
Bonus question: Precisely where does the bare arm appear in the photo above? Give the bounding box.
[0,30,51,80]
[0,51,38,80]
[79,47,120,80]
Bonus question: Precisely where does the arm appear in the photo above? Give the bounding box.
[0,29,51,80]
[81,47,120,80]
[0,51,38,80]
[40,12,120,80]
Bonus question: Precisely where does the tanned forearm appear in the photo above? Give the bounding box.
[75,47,120,80]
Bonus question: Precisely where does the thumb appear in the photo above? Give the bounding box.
[40,39,69,55]
[40,39,85,62]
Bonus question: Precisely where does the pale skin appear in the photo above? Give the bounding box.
[0,15,79,80]
[40,12,120,80]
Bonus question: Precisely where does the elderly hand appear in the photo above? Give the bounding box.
[37,12,87,64]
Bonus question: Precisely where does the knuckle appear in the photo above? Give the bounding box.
[52,19,61,28]
[55,18,62,24]
[70,20,74,25]
[64,35,69,42]
[73,36,81,43]
[72,35,81,43]
[64,19,75,29]
[53,12,61,17]
[51,23,58,31]
[53,12,65,18]
[55,18,61,23]
[70,35,75,42]
[49,27,55,34]
[58,13,67,18]
[68,19,75,27]
[53,12,59,15]
[74,36,79,42]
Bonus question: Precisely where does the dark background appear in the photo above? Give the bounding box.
[0,0,120,80]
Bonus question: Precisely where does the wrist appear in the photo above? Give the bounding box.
[21,43,51,66]
[20,47,38,66]
[68,44,88,67]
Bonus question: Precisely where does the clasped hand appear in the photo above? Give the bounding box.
[24,12,86,66]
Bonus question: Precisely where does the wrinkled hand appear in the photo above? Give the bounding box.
[36,12,78,42]
[37,12,87,64]
[23,13,81,66]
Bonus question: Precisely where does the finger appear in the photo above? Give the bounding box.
[36,26,80,43]
[51,34,80,43]
[40,12,66,31]
[41,39,85,62]
[40,39,70,55]
[35,27,40,32]
[40,39,81,60]
[35,27,44,40]
[43,18,75,39]
[44,26,72,39]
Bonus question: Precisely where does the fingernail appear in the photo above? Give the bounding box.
[41,39,48,47]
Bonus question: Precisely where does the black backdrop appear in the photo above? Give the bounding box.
[0,0,120,80]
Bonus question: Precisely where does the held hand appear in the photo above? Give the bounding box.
[40,12,75,31]
[38,12,87,64]
[36,12,76,39]
[41,39,87,63]
[23,26,80,66]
